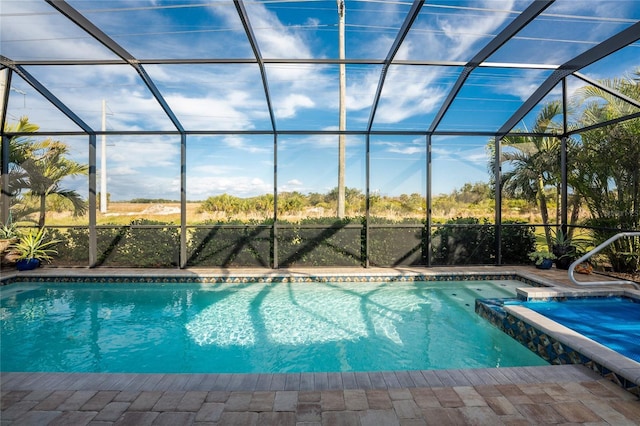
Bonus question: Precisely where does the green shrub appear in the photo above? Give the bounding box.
[277,218,362,267]
[49,228,90,265]
[186,222,272,267]
[501,221,536,265]
[97,220,179,267]
[431,217,495,265]
[45,217,537,268]
[586,217,639,273]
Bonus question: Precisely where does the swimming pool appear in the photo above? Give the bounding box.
[0,279,547,373]
[518,297,640,363]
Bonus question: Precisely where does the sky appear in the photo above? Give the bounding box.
[2,0,639,201]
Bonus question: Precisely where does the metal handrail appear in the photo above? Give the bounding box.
[568,232,640,287]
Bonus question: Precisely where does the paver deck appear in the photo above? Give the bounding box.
[2,266,639,424]
[2,365,639,425]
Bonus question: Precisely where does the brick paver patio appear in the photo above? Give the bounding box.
[2,365,639,425]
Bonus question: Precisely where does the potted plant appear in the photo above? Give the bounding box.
[528,250,556,269]
[551,228,580,270]
[13,227,61,271]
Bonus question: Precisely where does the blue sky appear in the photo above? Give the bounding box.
[2,0,639,201]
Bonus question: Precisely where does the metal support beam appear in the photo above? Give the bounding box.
[180,133,187,269]
[426,134,432,267]
[1,60,93,134]
[497,20,640,137]
[45,0,136,63]
[1,135,9,225]
[567,111,640,136]
[574,71,640,110]
[367,0,424,131]
[273,133,279,269]
[0,68,11,224]
[0,68,9,129]
[233,0,284,267]
[429,0,554,132]
[88,134,97,267]
[494,137,502,265]
[135,66,185,133]
[561,78,568,231]
[365,133,371,268]
[1,58,563,69]
[234,0,277,133]
[337,0,346,219]
[45,0,185,133]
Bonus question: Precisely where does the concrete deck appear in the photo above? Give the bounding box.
[2,266,639,425]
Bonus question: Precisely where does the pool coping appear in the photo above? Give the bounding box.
[0,266,551,286]
[475,287,640,396]
[2,267,639,397]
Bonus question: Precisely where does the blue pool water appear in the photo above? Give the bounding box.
[520,297,640,363]
[0,280,547,373]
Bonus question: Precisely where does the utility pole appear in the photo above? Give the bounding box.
[100,99,107,213]
[337,0,346,218]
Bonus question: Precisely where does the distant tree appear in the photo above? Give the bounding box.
[327,187,364,214]
[278,192,306,215]
[253,193,274,213]
[307,192,326,206]
[452,182,490,204]
[398,193,425,213]
[200,193,243,215]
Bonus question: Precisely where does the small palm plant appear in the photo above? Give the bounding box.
[13,227,61,270]
[0,222,20,240]
[0,221,21,264]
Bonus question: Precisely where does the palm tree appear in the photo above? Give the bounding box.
[6,117,88,226]
[5,116,39,197]
[19,139,88,227]
[492,101,564,250]
[572,68,640,228]
[571,69,640,272]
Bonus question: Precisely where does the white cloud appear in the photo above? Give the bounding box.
[0,1,117,61]
[186,175,271,198]
[373,138,426,156]
[106,137,179,168]
[491,69,553,101]
[165,94,254,130]
[395,0,516,62]
[240,3,315,59]
[108,166,138,177]
[346,69,382,111]
[275,94,315,118]
[374,68,447,124]
[388,146,424,155]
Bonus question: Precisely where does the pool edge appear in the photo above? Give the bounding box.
[476,298,640,397]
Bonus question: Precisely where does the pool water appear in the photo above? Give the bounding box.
[520,297,640,363]
[0,280,547,373]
